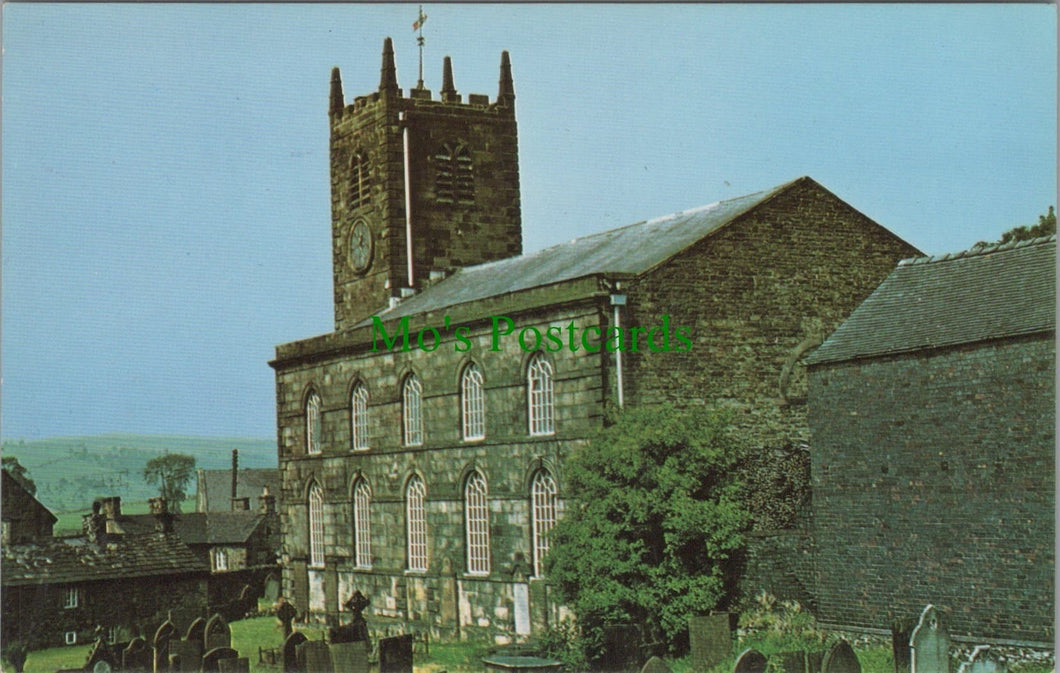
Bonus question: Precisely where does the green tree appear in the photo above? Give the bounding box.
[980,206,1056,247]
[142,453,196,512]
[2,456,36,496]
[546,405,751,660]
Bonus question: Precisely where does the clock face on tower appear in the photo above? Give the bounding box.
[348,219,373,274]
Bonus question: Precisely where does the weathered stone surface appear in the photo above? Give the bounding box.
[201,646,239,672]
[911,606,950,673]
[822,641,860,673]
[121,637,151,673]
[298,640,334,673]
[957,646,1006,673]
[282,631,308,673]
[378,634,414,673]
[330,641,370,673]
[733,648,768,673]
[641,656,671,673]
[204,613,231,650]
[690,613,732,672]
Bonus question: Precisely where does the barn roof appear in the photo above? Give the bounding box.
[806,235,1056,365]
[196,468,280,513]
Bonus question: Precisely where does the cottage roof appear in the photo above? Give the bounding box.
[363,178,799,325]
[1,469,58,526]
[1,533,208,586]
[118,511,267,545]
[806,235,1056,365]
[196,468,280,513]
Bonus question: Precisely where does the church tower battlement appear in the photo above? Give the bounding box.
[328,38,523,331]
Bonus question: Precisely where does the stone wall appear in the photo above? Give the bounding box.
[809,335,1055,643]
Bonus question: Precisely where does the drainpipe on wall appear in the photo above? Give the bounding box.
[400,111,415,290]
[610,288,627,408]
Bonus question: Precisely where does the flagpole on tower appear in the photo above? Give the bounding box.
[414,6,427,89]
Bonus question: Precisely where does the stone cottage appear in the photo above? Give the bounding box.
[805,235,1055,644]
[269,39,919,641]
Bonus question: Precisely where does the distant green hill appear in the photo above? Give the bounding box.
[1,434,275,513]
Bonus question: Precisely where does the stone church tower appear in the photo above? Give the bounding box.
[328,38,523,330]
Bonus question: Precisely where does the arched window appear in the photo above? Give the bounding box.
[464,471,490,575]
[350,152,371,209]
[406,476,428,572]
[531,470,558,577]
[213,548,229,572]
[308,482,324,568]
[352,479,372,569]
[527,354,555,436]
[350,384,369,451]
[403,375,424,446]
[461,364,486,440]
[433,144,474,203]
[306,392,323,455]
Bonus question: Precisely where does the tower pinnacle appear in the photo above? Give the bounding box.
[441,56,459,102]
[329,67,344,116]
[497,51,515,106]
[380,37,399,95]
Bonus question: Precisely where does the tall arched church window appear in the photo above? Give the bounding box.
[527,354,555,436]
[306,392,323,455]
[531,470,558,577]
[350,384,369,451]
[464,471,490,575]
[352,479,372,569]
[406,476,428,572]
[461,364,486,440]
[308,482,325,568]
[403,375,424,446]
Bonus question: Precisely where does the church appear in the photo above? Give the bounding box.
[269,38,919,641]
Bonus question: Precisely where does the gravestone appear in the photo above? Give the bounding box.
[277,598,298,639]
[218,658,251,673]
[822,640,861,673]
[733,648,768,673]
[600,625,641,673]
[153,619,177,673]
[379,634,414,673]
[957,646,1006,673]
[185,617,207,645]
[330,641,370,673]
[910,606,950,673]
[690,613,733,671]
[264,575,281,603]
[778,651,807,673]
[438,556,459,629]
[85,636,117,673]
[282,631,308,673]
[641,656,672,673]
[892,617,916,673]
[205,614,232,650]
[169,639,204,673]
[513,582,531,636]
[298,640,334,673]
[122,637,152,673]
[201,646,239,672]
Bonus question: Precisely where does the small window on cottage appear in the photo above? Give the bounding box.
[434,144,474,203]
[406,475,428,573]
[403,374,424,446]
[461,363,486,441]
[349,152,371,209]
[213,548,229,571]
[308,482,325,568]
[63,586,79,609]
[464,470,490,575]
[306,391,323,455]
[527,353,555,436]
[350,384,369,451]
[531,470,558,577]
[65,631,77,645]
[353,478,372,569]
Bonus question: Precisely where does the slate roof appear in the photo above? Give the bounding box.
[117,511,267,545]
[2,533,208,586]
[806,236,1056,366]
[2,469,58,525]
[361,179,796,325]
[197,468,280,513]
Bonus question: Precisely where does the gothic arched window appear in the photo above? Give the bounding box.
[308,482,325,568]
[349,152,371,209]
[352,478,372,569]
[433,144,474,203]
[527,354,555,436]
[406,475,428,572]
[306,391,323,455]
[531,469,558,577]
[403,375,424,446]
[464,470,490,575]
[350,384,369,451]
[461,364,486,441]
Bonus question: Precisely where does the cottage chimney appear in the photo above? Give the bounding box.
[258,486,276,515]
[231,449,239,500]
[231,497,250,511]
[99,496,122,520]
[149,497,174,534]
[82,501,106,543]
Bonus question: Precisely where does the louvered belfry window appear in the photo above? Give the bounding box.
[434,144,474,203]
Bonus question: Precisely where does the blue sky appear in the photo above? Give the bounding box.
[2,4,1055,441]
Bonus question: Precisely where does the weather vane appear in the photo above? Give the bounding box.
[413,5,428,89]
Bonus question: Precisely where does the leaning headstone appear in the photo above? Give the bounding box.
[85,636,117,673]
[641,656,672,673]
[201,646,239,672]
[778,651,807,673]
[122,637,152,673]
[282,631,308,673]
[893,617,916,673]
[600,625,641,673]
[298,640,334,673]
[169,639,204,673]
[379,634,414,673]
[218,658,251,673]
[204,613,232,650]
[733,648,768,673]
[957,646,1006,673]
[690,614,732,671]
[330,641,370,673]
[153,619,177,673]
[185,617,207,645]
[822,640,861,673]
[910,606,950,673]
